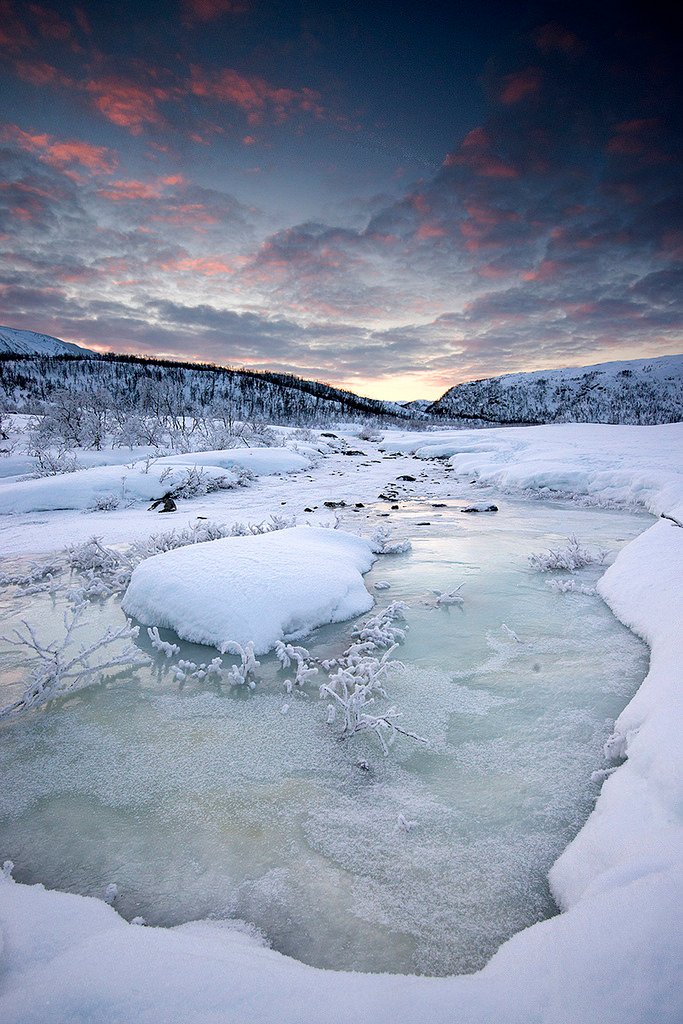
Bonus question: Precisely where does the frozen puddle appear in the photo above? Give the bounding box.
[0,498,650,976]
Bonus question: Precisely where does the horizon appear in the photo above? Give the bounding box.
[1,1,681,401]
[3,322,682,406]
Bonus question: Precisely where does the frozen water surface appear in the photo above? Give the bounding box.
[0,496,650,976]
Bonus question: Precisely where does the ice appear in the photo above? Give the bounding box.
[0,500,649,980]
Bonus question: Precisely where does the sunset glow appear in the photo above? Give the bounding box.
[1,0,680,398]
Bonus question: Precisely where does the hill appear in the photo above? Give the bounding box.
[0,326,95,358]
[429,355,683,425]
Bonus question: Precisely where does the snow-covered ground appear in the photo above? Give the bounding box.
[0,421,681,1023]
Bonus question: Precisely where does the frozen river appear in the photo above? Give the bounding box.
[0,496,650,976]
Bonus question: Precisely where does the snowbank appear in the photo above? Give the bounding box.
[0,446,311,514]
[156,446,311,475]
[0,461,245,513]
[385,422,683,518]
[121,526,376,653]
[550,519,683,908]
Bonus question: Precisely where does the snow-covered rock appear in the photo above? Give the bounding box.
[429,354,683,424]
[0,325,94,357]
[122,526,376,653]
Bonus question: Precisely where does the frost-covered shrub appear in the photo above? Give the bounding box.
[351,601,408,648]
[171,657,223,683]
[0,607,148,718]
[0,559,62,590]
[92,492,121,511]
[358,423,384,442]
[29,389,110,451]
[275,641,318,690]
[431,585,464,606]
[528,534,608,572]
[220,641,260,688]
[147,626,180,658]
[547,578,596,595]
[370,526,412,555]
[320,645,426,755]
[31,449,83,477]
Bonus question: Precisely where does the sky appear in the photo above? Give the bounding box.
[0,0,681,400]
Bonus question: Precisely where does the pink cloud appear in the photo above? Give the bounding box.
[158,255,236,275]
[14,59,73,87]
[0,0,32,52]
[97,174,185,201]
[189,66,324,123]
[498,68,542,105]
[606,118,663,156]
[415,223,446,240]
[29,4,75,44]
[522,259,563,282]
[182,0,249,23]
[85,77,173,134]
[2,124,118,174]
[444,128,518,179]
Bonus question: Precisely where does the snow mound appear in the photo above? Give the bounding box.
[122,526,376,653]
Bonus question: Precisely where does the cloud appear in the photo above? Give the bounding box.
[189,66,324,125]
[84,76,176,134]
[182,0,249,23]
[2,124,118,175]
[497,68,542,105]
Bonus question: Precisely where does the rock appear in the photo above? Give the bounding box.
[324,500,347,508]
[461,504,499,513]
[397,475,416,481]
[148,493,177,513]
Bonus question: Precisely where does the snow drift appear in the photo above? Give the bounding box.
[121,526,376,653]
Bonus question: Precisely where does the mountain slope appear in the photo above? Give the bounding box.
[0,351,419,426]
[429,355,683,425]
[0,326,95,358]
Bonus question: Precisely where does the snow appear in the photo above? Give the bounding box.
[156,446,311,475]
[0,461,244,514]
[384,422,683,518]
[121,526,376,654]
[0,421,681,1021]
[430,353,683,424]
[0,448,310,514]
[0,325,93,358]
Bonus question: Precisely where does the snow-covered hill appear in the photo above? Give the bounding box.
[429,355,683,425]
[0,325,94,358]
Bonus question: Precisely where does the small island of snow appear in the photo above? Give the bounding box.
[121,526,376,654]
